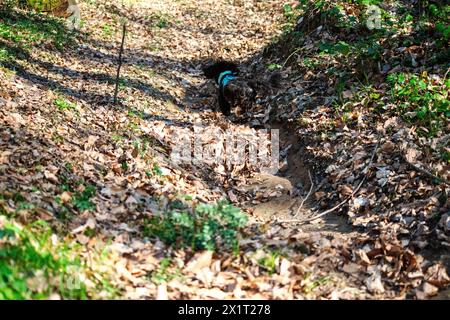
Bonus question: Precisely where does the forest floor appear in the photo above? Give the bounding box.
[0,0,449,299]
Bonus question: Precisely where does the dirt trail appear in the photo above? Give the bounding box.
[131,0,367,294]
[109,0,361,297]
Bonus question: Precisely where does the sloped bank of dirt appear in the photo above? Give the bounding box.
[238,118,355,236]
[244,0,450,299]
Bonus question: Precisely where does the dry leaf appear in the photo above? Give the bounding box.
[186,251,213,273]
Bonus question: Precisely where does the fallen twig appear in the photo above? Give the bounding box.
[401,155,450,186]
[284,176,367,224]
[278,140,380,224]
[292,170,314,218]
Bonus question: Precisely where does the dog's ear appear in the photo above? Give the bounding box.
[202,61,239,81]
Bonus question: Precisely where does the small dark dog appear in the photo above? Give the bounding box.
[203,61,256,116]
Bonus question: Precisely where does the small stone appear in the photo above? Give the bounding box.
[353,197,369,211]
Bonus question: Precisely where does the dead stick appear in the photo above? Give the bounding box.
[401,155,450,186]
[286,176,367,224]
[278,140,380,224]
[114,23,126,104]
[292,170,314,218]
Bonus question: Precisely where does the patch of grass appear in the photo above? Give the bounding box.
[0,192,40,219]
[442,150,450,163]
[132,137,150,157]
[151,162,163,177]
[302,274,331,293]
[143,200,248,252]
[267,63,282,71]
[51,133,65,143]
[120,161,128,171]
[128,108,145,120]
[145,165,163,178]
[16,201,34,212]
[101,23,113,37]
[301,57,320,70]
[53,97,77,111]
[0,8,74,65]
[111,134,126,142]
[64,162,74,173]
[0,217,114,299]
[117,77,126,90]
[149,258,182,284]
[126,121,140,132]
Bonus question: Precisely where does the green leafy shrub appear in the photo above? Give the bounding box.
[387,72,449,136]
[143,200,248,252]
[0,217,106,299]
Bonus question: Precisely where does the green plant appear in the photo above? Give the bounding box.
[302,273,331,293]
[147,11,171,29]
[281,2,304,32]
[387,72,449,136]
[111,134,126,142]
[132,136,151,157]
[64,162,74,172]
[143,200,248,252]
[442,150,450,163]
[53,98,76,111]
[16,201,34,212]
[0,216,118,299]
[354,0,381,5]
[102,23,113,37]
[436,21,450,40]
[283,3,296,22]
[128,108,145,120]
[0,8,73,65]
[319,40,350,55]
[267,63,282,71]
[256,250,280,274]
[120,161,129,171]
[72,185,96,212]
[150,258,181,284]
[151,163,163,177]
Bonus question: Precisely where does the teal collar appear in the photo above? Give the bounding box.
[218,70,235,88]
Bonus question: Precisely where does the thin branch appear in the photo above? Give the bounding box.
[278,140,380,224]
[292,170,314,218]
[285,175,367,224]
[114,23,126,104]
[282,47,302,68]
[401,155,450,186]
